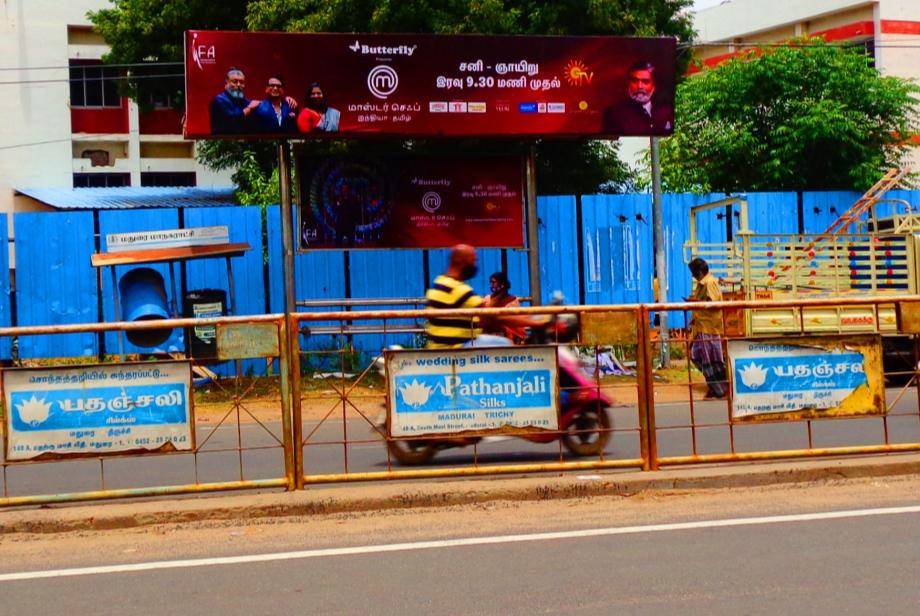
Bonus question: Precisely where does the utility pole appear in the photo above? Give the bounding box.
[650,137,669,368]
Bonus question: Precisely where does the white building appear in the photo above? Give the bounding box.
[0,0,232,214]
[620,0,920,170]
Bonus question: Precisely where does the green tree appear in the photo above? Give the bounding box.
[660,39,919,192]
[90,1,249,110]
[92,0,694,195]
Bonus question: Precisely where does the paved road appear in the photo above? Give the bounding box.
[2,388,918,499]
[2,475,920,614]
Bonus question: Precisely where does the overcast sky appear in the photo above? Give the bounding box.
[693,0,728,11]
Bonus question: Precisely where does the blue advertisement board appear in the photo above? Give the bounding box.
[3,361,194,460]
[386,346,558,437]
[728,336,884,421]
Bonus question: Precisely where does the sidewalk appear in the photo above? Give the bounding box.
[3,453,920,535]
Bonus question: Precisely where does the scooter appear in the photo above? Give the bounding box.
[374,309,614,465]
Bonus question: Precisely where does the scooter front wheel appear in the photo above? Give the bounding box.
[387,439,438,465]
[562,404,612,457]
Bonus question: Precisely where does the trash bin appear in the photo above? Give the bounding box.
[183,289,227,360]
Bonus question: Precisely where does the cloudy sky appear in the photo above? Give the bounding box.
[693,0,728,11]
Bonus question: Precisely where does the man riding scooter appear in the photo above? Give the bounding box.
[379,245,613,465]
[424,244,536,349]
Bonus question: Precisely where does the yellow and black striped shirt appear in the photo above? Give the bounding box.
[424,275,483,349]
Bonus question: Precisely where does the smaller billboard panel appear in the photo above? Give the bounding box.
[728,335,885,422]
[3,361,194,461]
[386,346,558,437]
[298,155,523,249]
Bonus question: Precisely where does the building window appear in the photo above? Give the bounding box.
[846,38,876,68]
[73,173,131,188]
[141,172,196,187]
[69,60,121,108]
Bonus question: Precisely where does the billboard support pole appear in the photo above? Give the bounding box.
[277,141,298,489]
[525,145,542,305]
[651,136,670,368]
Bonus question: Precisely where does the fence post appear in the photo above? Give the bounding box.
[291,315,304,488]
[635,305,658,471]
[278,142,300,490]
[651,137,670,368]
[278,317,296,490]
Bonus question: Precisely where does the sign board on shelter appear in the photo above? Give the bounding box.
[106,226,230,253]
[386,346,558,437]
[184,31,675,139]
[3,361,194,461]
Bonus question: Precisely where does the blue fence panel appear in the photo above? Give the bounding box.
[746,192,799,235]
[15,211,98,358]
[0,215,11,359]
[537,196,579,304]
[503,248,531,301]
[185,206,266,377]
[801,191,861,234]
[581,194,654,305]
[660,193,726,326]
[349,249,425,358]
[266,205,347,367]
[98,209,183,356]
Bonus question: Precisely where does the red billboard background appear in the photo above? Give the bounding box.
[185,31,675,139]
[297,155,524,249]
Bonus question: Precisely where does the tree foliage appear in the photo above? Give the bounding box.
[91,0,694,195]
[90,1,249,109]
[660,39,919,192]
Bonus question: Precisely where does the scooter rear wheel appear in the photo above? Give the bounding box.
[562,404,612,456]
[387,439,437,465]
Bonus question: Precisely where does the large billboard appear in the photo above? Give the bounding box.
[185,31,676,139]
[297,154,524,249]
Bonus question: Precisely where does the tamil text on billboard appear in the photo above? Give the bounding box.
[728,336,885,422]
[185,31,675,139]
[3,361,194,461]
[297,155,523,249]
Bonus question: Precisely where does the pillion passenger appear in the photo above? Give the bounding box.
[424,245,538,349]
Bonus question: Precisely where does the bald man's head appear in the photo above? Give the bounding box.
[448,244,479,280]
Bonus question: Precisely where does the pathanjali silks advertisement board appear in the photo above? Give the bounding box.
[3,361,194,461]
[728,335,885,422]
[386,346,558,437]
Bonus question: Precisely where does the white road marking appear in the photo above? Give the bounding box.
[2,504,919,582]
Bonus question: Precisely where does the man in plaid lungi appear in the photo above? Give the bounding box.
[687,258,728,399]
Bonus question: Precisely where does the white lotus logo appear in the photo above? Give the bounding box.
[739,363,768,389]
[15,395,52,426]
[398,379,433,408]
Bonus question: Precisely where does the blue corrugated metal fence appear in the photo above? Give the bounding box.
[7,190,920,363]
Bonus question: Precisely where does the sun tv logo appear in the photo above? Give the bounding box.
[398,379,433,408]
[421,191,442,213]
[15,394,51,426]
[191,33,216,70]
[564,59,593,85]
[738,363,768,389]
[367,65,399,99]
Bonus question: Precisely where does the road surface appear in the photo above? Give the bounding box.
[2,388,918,499]
[1,475,919,614]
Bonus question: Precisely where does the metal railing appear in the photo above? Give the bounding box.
[1,295,919,507]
